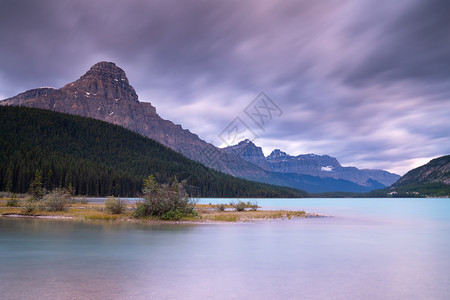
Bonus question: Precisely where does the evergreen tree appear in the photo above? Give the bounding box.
[173,176,179,193]
[5,178,12,193]
[29,170,45,200]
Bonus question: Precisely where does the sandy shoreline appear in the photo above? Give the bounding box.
[1,214,75,219]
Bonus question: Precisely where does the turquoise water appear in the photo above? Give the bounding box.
[1,198,449,299]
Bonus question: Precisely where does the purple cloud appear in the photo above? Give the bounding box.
[1,0,448,175]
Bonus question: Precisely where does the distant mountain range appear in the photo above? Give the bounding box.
[0,61,400,193]
[223,139,400,191]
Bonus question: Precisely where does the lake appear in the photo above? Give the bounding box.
[1,198,449,299]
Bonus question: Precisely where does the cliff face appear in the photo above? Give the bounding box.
[0,62,266,178]
[266,149,399,187]
[267,151,340,175]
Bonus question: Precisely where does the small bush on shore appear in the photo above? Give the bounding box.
[233,201,247,212]
[247,201,258,211]
[229,200,258,211]
[133,175,197,220]
[6,194,20,207]
[215,204,226,211]
[20,201,44,214]
[42,188,72,211]
[160,208,196,220]
[105,197,127,214]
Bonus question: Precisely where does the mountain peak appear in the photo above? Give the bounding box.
[222,139,271,171]
[69,61,139,103]
[267,149,289,159]
[238,139,256,146]
[92,61,119,68]
[84,61,126,79]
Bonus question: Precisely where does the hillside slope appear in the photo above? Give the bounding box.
[387,155,450,197]
[393,155,450,186]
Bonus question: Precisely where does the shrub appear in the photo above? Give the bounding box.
[105,197,127,214]
[20,201,44,214]
[6,194,20,207]
[133,175,197,220]
[215,203,226,211]
[247,201,258,211]
[233,201,247,212]
[21,203,36,214]
[161,208,196,221]
[42,188,72,211]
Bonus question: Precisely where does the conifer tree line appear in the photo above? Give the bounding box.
[0,106,307,198]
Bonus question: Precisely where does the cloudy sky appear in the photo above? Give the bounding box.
[1,0,449,175]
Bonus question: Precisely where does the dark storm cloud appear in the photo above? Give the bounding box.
[342,0,450,86]
[0,0,448,174]
[0,0,334,95]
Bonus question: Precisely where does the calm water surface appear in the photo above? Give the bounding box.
[1,198,449,299]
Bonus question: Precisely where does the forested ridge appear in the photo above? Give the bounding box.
[0,106,308,198]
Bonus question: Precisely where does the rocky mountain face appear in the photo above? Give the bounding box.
[0,62,267,178]
[392,155,450,187]
[224,139,400,187]
[267,151,340,175]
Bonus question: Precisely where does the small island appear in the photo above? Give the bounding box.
[0,175,319,223]
[0,198,317,223]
